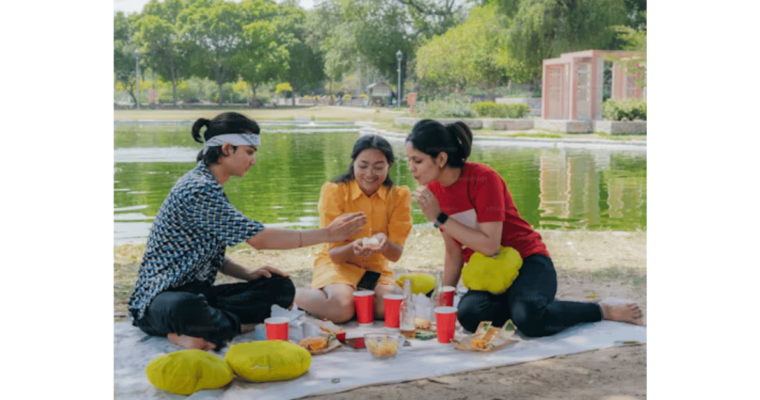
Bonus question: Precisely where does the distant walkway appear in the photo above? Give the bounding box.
[360,126,647,152]
[326,105,406,114]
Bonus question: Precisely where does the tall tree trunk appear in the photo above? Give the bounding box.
[172,81,178,106]
[127,80,137,107]
[170,65,177,106]
[218,80,224,106]
[250,83,257,107]
[216,67,224,106]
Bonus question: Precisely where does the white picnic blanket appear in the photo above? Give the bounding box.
[114,306,646,399]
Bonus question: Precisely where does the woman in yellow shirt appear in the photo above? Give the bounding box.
[295,134,413,323]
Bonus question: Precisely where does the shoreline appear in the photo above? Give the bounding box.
[113,107,647,145]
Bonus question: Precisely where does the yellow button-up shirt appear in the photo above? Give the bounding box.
[311,180,413,289]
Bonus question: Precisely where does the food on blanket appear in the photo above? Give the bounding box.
[345,337,366,349]
[364,333,404,359]
[480,322,499,342]
[299,336,329,351]
[503,320,516,332]
[362,236,381,249]
[451,320,517,352]
[315,320,346,342]
[414,330,437,340]
[414,317,432,331]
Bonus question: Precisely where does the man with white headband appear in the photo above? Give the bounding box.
[128,112,367,351]
[202,132,261,154]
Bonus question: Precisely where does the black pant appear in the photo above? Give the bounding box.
[457,254,602,337]
[135,275,295,348]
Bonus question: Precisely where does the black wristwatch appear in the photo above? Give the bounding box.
[433,212,449,228]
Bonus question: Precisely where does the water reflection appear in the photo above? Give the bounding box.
[114,124,646,244]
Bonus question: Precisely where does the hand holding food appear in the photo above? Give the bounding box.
[411,186,441,222]
[352,238,375,258]
[362,236,380,249]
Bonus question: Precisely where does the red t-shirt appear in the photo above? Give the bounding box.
[428,161,549,263]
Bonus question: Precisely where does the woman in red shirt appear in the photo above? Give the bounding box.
[405,119,643,336]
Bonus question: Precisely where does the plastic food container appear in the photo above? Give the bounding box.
[364,333,404,360]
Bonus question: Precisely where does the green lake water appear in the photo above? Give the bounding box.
[114,122,646,244]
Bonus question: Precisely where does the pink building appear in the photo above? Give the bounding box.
[542,50,645,121]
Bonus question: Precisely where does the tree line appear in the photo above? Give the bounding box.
[115,0,646,106]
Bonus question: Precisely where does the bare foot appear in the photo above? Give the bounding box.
[600,303,644,326]
[240,323,257,334]
[167,333,217,351]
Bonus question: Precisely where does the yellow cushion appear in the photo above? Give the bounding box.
[224,341,311,382]
[461,247,523,294]
[395,273,435,295]
[145,349,233,395]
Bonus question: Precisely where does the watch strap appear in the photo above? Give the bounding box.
[434,212,449,228]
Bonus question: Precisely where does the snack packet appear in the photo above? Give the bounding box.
[451,320,517,352]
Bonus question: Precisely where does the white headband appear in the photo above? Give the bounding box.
[203,133,261,154]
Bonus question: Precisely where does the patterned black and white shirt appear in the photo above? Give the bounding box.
[128,161,264,322]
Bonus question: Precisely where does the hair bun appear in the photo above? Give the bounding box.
[191,118,211,144]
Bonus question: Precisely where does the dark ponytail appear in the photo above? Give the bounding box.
[191,118,211,144]
[192,112,260,164]
[445,121,472,163]
[406,119,472,168]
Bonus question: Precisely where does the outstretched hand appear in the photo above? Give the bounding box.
[327,212,367,242]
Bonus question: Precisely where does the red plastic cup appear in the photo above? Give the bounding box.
[435,306,457,344]
[383,294,404,328]
[264,317,289,341]
[442,286,456,307]
[353,290,375,326]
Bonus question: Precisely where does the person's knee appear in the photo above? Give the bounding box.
[259,275,295,309]
[327,293,355,323]
[158,293,215,334]
[510,301,546,337]
[457,298,489,333]
[168,293,208,318]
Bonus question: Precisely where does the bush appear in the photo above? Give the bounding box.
[475,102,507,118]
[506,104,530,118]
[417,95,475,118]
[602,99,647,121]
[474,102,529,119]
[343,93,352,99]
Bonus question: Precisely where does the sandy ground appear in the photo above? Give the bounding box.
[114,228,646,399]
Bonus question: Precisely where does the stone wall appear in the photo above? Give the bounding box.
[396,116,645,134]
[534,119,594,133]
[593,121,647,134]
[394,117,483,130]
